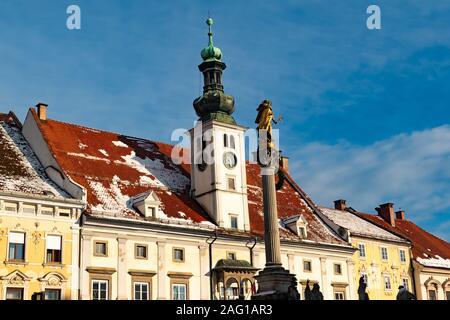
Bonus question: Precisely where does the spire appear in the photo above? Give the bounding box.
[193,17,236,125]
[201,18,222,62]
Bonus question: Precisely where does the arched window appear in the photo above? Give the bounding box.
[230,135,235,149]
[425,278,441,300]
[225,278,239,300]
[223,134,228,147]
[241,279,253,299]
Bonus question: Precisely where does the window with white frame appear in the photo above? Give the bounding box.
[134,282,149,300]
[381,247,388,260]
[230,215,238,229]
[23,204,36,214]
[227,252,237,260]
[41,207,54,215]
[399,249,406,263]
[358,244,366,258]
[8,232,25,261]
[173,248,185,262]
[147,206,156,218]
[4,202,18,213]
[227,176,236,191]
[303,260,312,272]
[361,273,369,288]
[229,135,235,149]
[172,284,187,300]
[384,275,392,291]
[58,209,71,217]
[45,289,61,300]
[298,226,307,238]
[402,278,409,291]
[46,235,62,263]
[428,289,437,300]
[334,263,342,275]
[92,280,108,300]
[334,291,345,300]
[6,288,23,300]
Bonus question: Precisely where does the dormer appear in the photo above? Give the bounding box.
[130,191,161,218]
[282,214,308,239]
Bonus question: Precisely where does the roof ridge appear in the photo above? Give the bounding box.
[30,108,178,150]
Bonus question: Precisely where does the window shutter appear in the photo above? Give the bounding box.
[47,235,62,250]
[9,232,25,244]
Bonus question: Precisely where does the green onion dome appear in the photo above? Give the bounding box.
[201,18,222,61]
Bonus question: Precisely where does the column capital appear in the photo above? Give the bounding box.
[346,259,355,266]
[81,234,93,241]
[117,237,127,244]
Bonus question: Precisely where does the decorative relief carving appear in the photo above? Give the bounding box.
[47,276,61,287]
[32,231,42,245]
[9,275,25,285]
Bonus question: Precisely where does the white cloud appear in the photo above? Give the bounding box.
[291,125,450,235]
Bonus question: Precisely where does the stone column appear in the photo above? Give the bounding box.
[157,240,167,300]
[320,257,328,299]
[252,165,299,300]
[199,244,209,300]
[117,237,127,300]
[261,166,281,267]
[80,233,92,300]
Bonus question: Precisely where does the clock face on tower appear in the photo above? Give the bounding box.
[223,152,237,169]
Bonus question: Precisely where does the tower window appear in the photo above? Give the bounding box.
[227,176,236,190]
[230,135,235,149]
[224,134,228,147]
[230,215,238,229]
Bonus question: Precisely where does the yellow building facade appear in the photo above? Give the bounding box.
[350,236,412,300]
[0,194,84,300]
[320,202,413,300]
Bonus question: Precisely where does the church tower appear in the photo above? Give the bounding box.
[189,18,250,231]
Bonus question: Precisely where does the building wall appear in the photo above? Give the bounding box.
[351,236,412,300]
[413,261,450,300]
[0,196,82,300]
[79,219,355,300]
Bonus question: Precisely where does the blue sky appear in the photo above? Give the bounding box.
[0,1,449,240]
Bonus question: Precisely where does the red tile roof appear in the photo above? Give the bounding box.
[355,211,450,268]
[29,108,346,245]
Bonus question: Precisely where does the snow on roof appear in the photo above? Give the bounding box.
[355,211,450,269]
[319,206,406,242]
[417,256,450,269]
[29,109,347,245]
[0,114,69,198]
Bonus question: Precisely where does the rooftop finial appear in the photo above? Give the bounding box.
[201,17,222,61]
[206,17,214,46]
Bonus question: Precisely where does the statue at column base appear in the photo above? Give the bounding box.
[252,266,300,300]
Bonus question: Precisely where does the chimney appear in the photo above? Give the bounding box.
[36,103,48,121]
[334,199,347,210]
[395,210,405,220]
[376,203,395,227]
[280,156,289,172]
